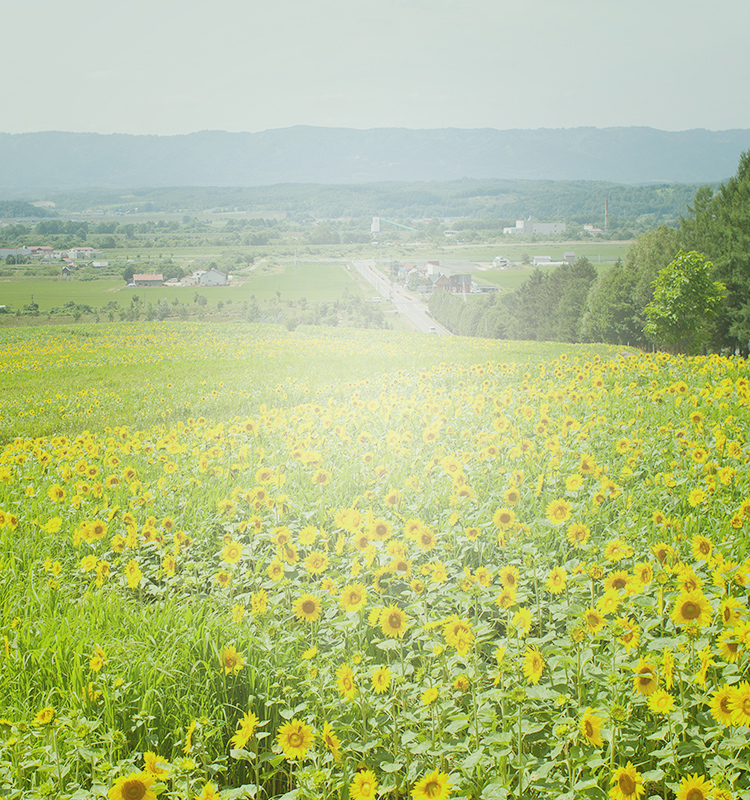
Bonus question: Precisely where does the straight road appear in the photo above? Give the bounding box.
[352,260,451,335]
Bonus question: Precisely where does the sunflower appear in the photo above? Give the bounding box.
[350,769,378,800]
[652,542,673,565]
[717,632,741,663]
[708,684,736,726]
[340,583,367,612]
[579,708,603,747]
[523,647,544,684]
[443,618,474,654]
[730,681,750,727]
[545,567,567,595]
[221,541,243,564]
[632,562,653,588]
[221,645,245,676]
[369,518,392,541]
[336,664,357,700]
[616,618,641,653]
[720,597,746,626]
[321,721,341,761]
[671,590,712,627]
[632,659,658,696]
[421,686,439,705]
[412,769,452,800]
[647,689,675,716]
[604,570,632,594]
[567,523,590,547]
[583,607,606,635]
[108,772,157,800]
[494,587,517,609]
[251,589,268,615]
[142,751,169,777]
[199,782,218,800]
[276,718,314,761]
[371,666,391,694]
[498,566,520,591]
[266,559,285,581]
[492,507,516,529]
[32,706,55,726]
[294,593,321,623]
[609,762,644,800]
[215,570,232,588]
[546,498,572,525]
[125,559,142,589]
[380,605,409,638]
[675,774,713,800]
[691,535,714,563]
[604,539,633,562]
[304,551,329,576]
[230,710,259,750]
[512,607,533,637]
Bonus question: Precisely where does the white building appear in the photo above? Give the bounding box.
[503,219,566,236]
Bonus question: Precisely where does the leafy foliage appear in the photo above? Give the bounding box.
[644,250,726,353]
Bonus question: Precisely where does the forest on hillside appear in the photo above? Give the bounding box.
[429,151,750,355]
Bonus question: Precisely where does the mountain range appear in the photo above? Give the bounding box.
[0,126,748,191]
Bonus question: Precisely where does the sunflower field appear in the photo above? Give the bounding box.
[2,321,750,800]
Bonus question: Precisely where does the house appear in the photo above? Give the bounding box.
[563,252,576,264]
[533,256,552,266]
[447,274,472,293]
[198,267,227,287]
[30,246,55,259]
[132,273,164,287]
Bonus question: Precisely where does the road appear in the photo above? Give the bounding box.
[352,259,451,335]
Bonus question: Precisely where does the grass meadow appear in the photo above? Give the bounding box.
[1,320,749,800]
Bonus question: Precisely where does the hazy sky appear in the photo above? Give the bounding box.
[4,0,749,135]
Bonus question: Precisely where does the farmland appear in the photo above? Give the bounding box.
[1,321,749,800]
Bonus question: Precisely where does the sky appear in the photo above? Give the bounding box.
[3,0,749,136]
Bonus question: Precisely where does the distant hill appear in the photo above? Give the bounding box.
[0,127,748,191]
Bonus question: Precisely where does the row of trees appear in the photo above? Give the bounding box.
[429,151,750,354]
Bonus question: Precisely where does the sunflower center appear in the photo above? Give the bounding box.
[618,773,636,795]
[289,732,302,747]
[122,779,147,800]
[388,614,402,629]
[584,721,594,737]
[686,790,705,800]
[742,698,750,715]
[682,602,699,619]
[302,601,316,615]
[424,780,441,797]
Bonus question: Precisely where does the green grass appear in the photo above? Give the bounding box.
[0,262,371,313]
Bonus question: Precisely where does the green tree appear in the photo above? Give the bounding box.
[644,250,726,353]
[680,151,750,352]
[582,259,645,346]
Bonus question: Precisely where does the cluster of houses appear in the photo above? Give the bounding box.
[0,245,106,266]
[130,266,229,288]
[396,261,496,295]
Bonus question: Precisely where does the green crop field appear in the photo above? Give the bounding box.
[2,320,748,800]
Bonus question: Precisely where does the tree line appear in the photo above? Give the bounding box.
[429,150,750,354]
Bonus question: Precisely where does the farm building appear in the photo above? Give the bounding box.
[133,273,164,287]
